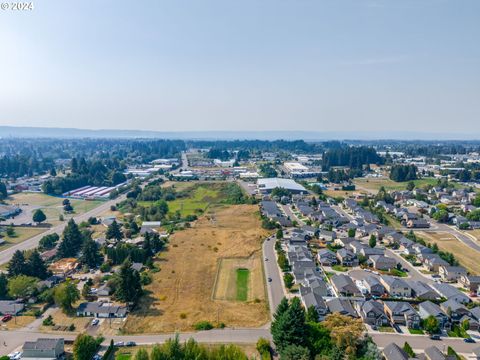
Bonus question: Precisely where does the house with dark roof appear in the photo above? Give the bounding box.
[459,275,480,292]
[439,266,467,283]
[330,274,362,297]
[76,302,127,318]
[368,255,398,271]
[418,301,450,330]
[326,298,358,318]
[383,301,421,328]
[336,248,359,267]
[22,338,64,359]
[356,300,388,326]
[424,346,451,360]
[440,299,471,322]
[317,248,338,266]
[431,283,471,304]
[380,275,411,298]
[363,276,385,297]
[0,300,24,315]
[409,281,439,301]
[423,255,449,273]
[300,287,329,320]
[318,229,336,242]
[382,342,409,360]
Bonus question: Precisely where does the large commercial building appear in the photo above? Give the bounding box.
[257,178,307,194]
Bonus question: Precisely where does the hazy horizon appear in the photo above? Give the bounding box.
[1,0,479,134]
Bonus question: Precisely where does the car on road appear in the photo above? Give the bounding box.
[430,335,441,340]
[114,342,125,347]
[91,318,99,326]
[2,314,12,322]
[268,277,272,282]
[7,352,22,360]
[464,338,476,343]
[264,257,268,261]
[126,341,136,347]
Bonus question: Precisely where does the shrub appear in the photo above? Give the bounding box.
[194,321,214,331]
[42,315,54,326]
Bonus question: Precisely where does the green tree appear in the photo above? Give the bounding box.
[7,275,37,298]
[284,273,294,289]
[280,345,310,360]
[58,219,83,258]
[305,322,332,357]
[347,228,356,238]
[276,229,284,240]
[135,349,150,360]
[306,305,319,323]
[369,235,377,248]
[82,283,91,299]
[54,280,80,313]
[403,342,415,357]
[0,181,7,200]
[256,338,272,359]
[423,315,440,334]
[32,209,47,223]
[80,236,102,268]
[72,334,98,360]
[0,273,8,299]
[27,250,50,280]
[39,233,60,251]
[406,181,415,191]
[114,259,142,304]
[6,225,15,237]
[106,220,123,241]
[433,209,449,223]
[7,250,27,277]
[271,297,306,352]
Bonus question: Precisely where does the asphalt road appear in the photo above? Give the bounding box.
[262,235,285,315]
[0,193,128,265]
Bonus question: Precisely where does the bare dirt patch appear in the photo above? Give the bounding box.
[123,204,270,333]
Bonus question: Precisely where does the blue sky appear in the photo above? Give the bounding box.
[1,0,479,134]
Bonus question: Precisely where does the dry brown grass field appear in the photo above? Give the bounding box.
[123,204,270,334]
[417,231,480,274]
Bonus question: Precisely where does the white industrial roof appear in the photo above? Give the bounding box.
[257,178,307,192]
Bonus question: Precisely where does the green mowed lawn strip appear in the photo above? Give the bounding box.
[236,268,250,301]
[408,328,424,335]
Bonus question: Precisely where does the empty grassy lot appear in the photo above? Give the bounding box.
[0,227,45,251]
[123,204,270,333]
[353,177,439,193]
[417,231,480,275]
[8,192,102,225]
[466,230,480,242]
[213,257,263,302]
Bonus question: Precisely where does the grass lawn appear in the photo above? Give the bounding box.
[236,268,250,301]
[0,227,45,251]
[417,231,480,275]
[388,268,408,277]
[332,265,349,272]
[116,354,132,360]
[408,328,424,335]
[167,186,220,217]
[379,326,395,333]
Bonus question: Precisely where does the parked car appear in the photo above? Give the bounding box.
[268,277,272,282]
[114,342,125,347]
[2,314,12,322]
[126,341,136,347]
[430,335,441,340]
[91,318,99,326]
[464,338,476,343]
[8,352,22,360]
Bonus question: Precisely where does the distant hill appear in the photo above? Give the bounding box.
[0,125,478,140]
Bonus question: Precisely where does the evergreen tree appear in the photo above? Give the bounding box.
[27,250,50,280]
[72,334,98,360]
[106,220,123,241]
[306,305,319,323]
[115,259,142,304]
[369,235,377,248]
[58,219,83,258]
[8,250,27,277]
[32,209,47,223]
[280,344,310,360]
[403,342,415,357]
[272,297,306,352]
[80,236,102,268]
[0,181,7,200]
[274,297,289,321]
[0,273,8,299]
